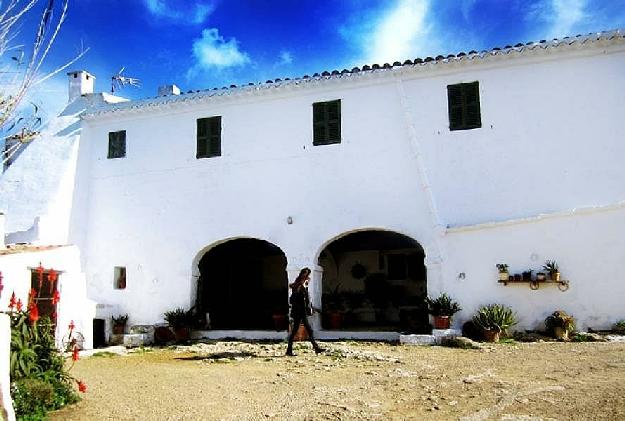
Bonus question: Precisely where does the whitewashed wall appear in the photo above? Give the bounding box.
[0,246,94,349]
[69,44,625,332]
[439,204,625,330]
[0,313,16,421]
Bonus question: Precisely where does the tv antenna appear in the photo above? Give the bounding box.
[111,67,141,93]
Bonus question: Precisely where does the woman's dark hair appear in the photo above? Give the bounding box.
[290,267,311,289]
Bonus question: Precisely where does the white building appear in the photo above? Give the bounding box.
[1,30,625,347]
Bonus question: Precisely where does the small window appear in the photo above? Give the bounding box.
[108,130,126,159]
[114,267,126,290]
[447,82,481,131]
[313,100,341,145]
[197,116,221,158]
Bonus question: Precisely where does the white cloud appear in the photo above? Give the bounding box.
[143,0,215,25]
[527,0,589,39]
[341,0,438,65]
[460,0,478,21]
[191,28,250,71]
[276,50,293,66]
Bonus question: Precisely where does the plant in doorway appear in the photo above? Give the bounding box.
[111,314,128,334]
[164,307,194,343]
[426,293,461,329]
[323,284,345,329]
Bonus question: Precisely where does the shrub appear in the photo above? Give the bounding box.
[8,311,81,419]
[544,310,575,334]
[164,307,194,328]
[426,293,461,317]
[111,314,129,325]
[614,320,625,334]
[472,304,517,335]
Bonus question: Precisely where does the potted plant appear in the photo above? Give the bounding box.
[164,307,194,343]
[111,314,128,334]
[323,284,345,329]
[472,304,517,342]
[496,264,509,281]
[543,260,560,282]
[426,293,461,329]
[545,310,575,340]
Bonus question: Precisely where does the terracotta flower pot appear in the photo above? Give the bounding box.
[433,315,451,329]
[499,272,509,281]
[553,326,569,341]
[173,327,190,343]
[483,328,501,343]
[289,323,308,341]
[327,311,343,330]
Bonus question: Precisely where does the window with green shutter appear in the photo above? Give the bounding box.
[313,100,341,145]
[197,116,222,158]
[107,130,126,159]
[447,82,481,131]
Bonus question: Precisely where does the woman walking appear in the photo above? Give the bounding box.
[285,267,325,356]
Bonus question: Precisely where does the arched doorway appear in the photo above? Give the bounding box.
[196,238,288,330]
[318,230,428,332]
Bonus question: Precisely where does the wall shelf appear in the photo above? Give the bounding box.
[498,278,570,291]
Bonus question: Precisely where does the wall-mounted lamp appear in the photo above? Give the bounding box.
[287,216,293,225]
[458,272,466,280]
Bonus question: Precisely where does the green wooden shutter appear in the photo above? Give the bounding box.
[448,82,481,131]
[313,100,341,145]
[107,130,126,159]
[197,117,221,158]
[464,82,481,129]
[447,85,463,130]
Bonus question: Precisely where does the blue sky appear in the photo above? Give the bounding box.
[18,0,625,117]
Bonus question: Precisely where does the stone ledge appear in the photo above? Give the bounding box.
[400,329,462,345]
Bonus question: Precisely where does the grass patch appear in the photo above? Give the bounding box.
[91,351,118,358]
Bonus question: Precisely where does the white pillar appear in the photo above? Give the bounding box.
[0,313,16,421]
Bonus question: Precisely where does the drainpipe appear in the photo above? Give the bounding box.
[394,76,447,291]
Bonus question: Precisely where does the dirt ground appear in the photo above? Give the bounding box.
[50,339,625,421]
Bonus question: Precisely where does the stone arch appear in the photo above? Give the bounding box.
[316,228,428,332]
[193,237,289,330]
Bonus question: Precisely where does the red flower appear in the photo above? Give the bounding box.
[51,311,57,320]
[37,263,44,292]
[52,289,60,305]
[16,299,23,312]
[28,288,37,305]
[9,292,17,310]
[68,320,75,332]
[72,345,80,361]
[77,380,87,393]
[48,269,57,294]
[29,303,39,324]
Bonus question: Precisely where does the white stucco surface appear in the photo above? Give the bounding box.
[0,246,94,349]
[1,35,624,345]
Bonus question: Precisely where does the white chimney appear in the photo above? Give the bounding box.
[67,70,95,102]
[158,84,181,97]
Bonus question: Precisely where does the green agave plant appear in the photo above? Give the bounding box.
[472,304,517,334]
[426,293,461,317]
